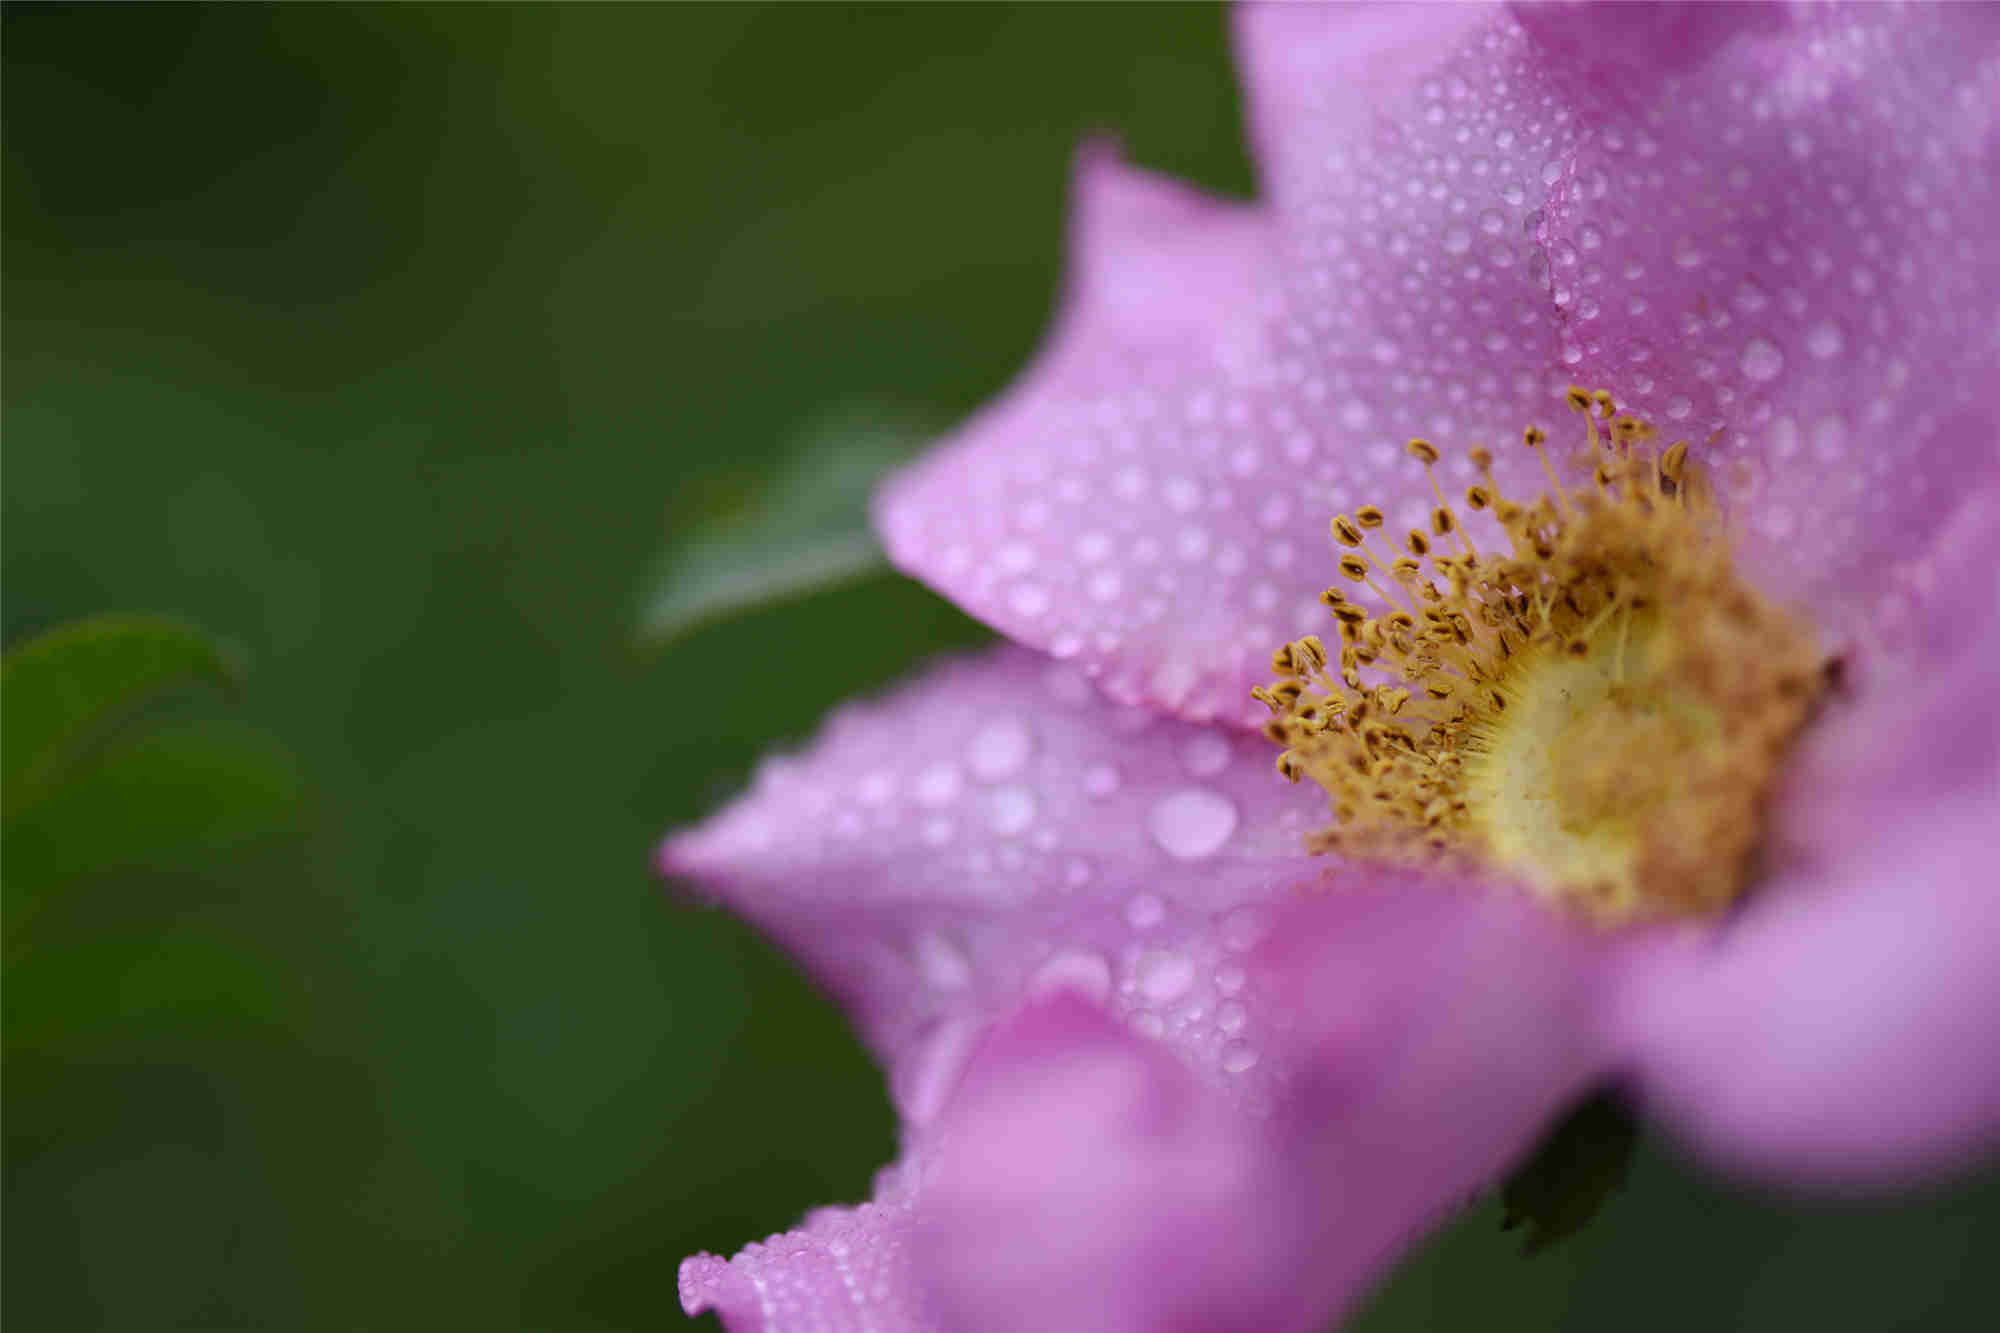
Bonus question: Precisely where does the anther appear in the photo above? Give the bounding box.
[1405,438,1441,465]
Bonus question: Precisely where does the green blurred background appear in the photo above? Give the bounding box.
[4,5,1995,1330]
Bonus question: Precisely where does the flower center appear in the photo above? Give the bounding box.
[1256,388,1824,924]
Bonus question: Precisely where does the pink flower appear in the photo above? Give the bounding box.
[665,5,2000,1330]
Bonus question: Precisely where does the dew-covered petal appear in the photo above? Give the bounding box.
[914,881,1617,1333]
[1524,2,2000,628]
[914,996,1326,1333]
[659,644,1332,1127]
[680,1165,935,1333]
[874,144,1318,726]
[1612,501,2000,1185]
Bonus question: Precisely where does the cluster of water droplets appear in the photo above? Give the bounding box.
[678,651,1330,1124]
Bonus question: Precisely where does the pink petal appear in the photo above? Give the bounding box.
[915,882,1619,1333]
[880,5,2000,723]
[659,645,1332,1130]
[1612,498,2000,1185]
[914,996,1327,1333]
[1525,2,2000,627]
[679,1166,933,1332]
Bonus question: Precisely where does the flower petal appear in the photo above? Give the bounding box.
[874,145,1316,726]
[1614,498,2000,1185]
[659,644,1331,1129]
[914,996,1326,1333]
[679,1166,933,1332]
[914,881,1617,1333]
[1525,2,2000,625]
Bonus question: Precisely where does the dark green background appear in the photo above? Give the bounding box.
[5,5,1994,1329]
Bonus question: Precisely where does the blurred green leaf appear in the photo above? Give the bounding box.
[1,613,240,823]
[5,921,299,1055]
[636,403,935,645]
[1501,1088,1639,1256]
[3,719,306,943]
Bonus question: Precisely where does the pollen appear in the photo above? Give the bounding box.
[1258,387,1824,924]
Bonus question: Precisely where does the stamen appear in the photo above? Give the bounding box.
[1259,387,1825,924]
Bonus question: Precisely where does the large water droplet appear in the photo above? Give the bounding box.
[1149,789,1238,860]
[1221,1041,1259,1075]
[913,762,962,808]
[1083,763,1121,798]
[1135,950,1196,1002]
[1032,950,1112,1001]
[1126,893,1165,929]
[1807,320,1844,360]
[987,785,1036,836]
[968,717,1032,780]
[1739,336,1785,382]
[914,931,973,990]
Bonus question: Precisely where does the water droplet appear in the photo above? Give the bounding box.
[1126,893,1165,930]
[1083,763,1121,798]
[996,543,1035,574]
[1739,336,1785,382]
[913,762,962,808]
[1180,732,1232,778]
[1132,1011,1165,1039]
[1032,950,1112,1001]
[1007,583,1049,618]
[1221,1041,1259,1075]
[1064,857,1093,887]
[1135,950,1195,1002]
[987,786,1036,836]
[1148,789,1238,860]
[1807,320,1844,360]
[1443,226,1472,255]
[1219,906,1267,952]
[920,816,953,846]
[914,932,973,990]
[1216,1001,1247,1035]
[1215,963,1247,995]
[968,717,1032,780]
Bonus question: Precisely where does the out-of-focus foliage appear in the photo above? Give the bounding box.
[638,404,933,646]
[4,5,1996,1331]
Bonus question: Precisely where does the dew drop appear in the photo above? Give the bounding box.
[914,931,973,990]
[1443,226,1472,255]
[913,762,962,808]
[1739,336,1785,382]
[968,717,1032,780]
[987,785,1036,836]
[1007,583,1050,618]
[1807,320,1844,360]
[1214,963,1247,996]
[1083,763,1121,798]
[1135,950,1196,1003]
[1216,1001,1247,1036]
[1221,1041,1260,1075]
[1032,949,1112,1001]
[1126,892,1165,929]
[1148,789,1238,860]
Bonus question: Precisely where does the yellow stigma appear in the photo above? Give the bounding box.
[1258,387,1824,924]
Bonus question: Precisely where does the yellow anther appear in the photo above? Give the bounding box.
[1468,446,1494,470]
[1338,554,1370,582]
[1564,386,1593,413]
[1406,530,1430,556]
[1523,425,1548,448]
[1331,515,1365,547]
[1354,505,1386,529]
[1465,484,1493,510]
[1431,506,1457,536]
[1405,438,1441,465]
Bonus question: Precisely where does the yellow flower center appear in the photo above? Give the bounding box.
[1256,387,1824,924]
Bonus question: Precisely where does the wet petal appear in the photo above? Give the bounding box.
[915,996,1325,1333]
[659,644,1330,1127]
[1526,3,2000,626]
[680,1166,933,1333]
